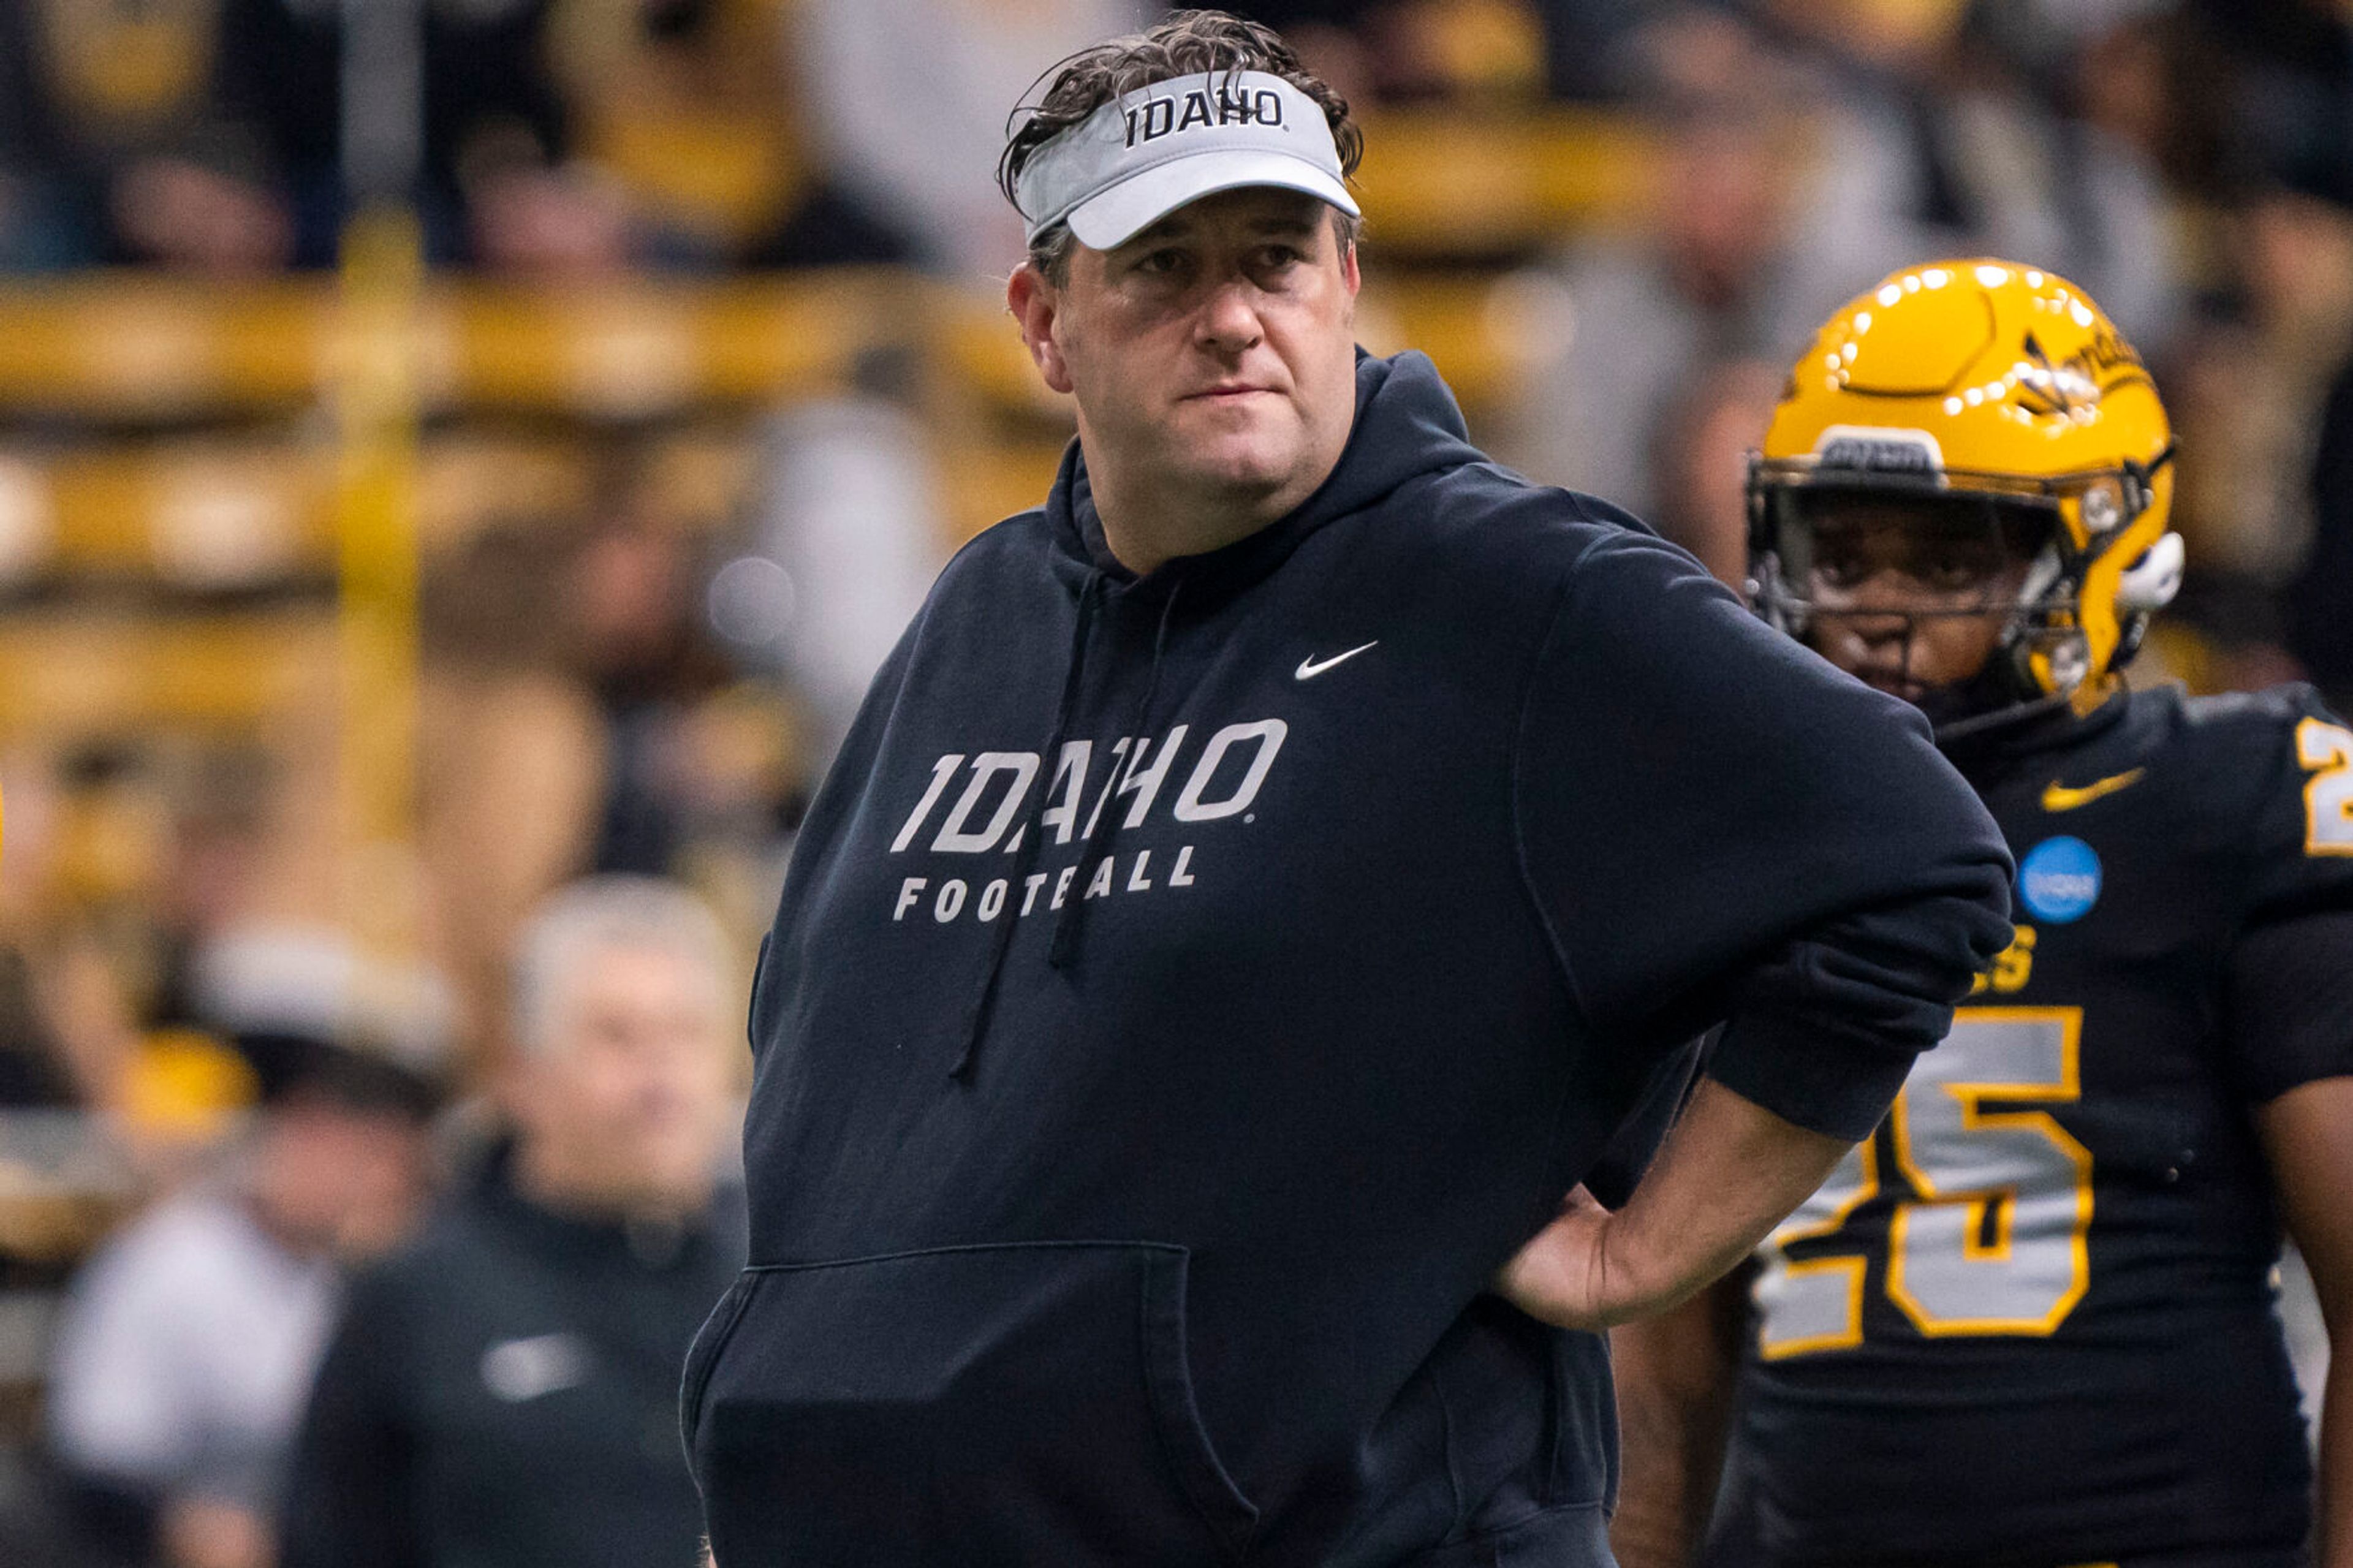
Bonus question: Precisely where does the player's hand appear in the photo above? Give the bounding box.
[1493,1185,1649,1331]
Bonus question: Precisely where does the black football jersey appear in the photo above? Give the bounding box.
[1730,683,2353,1566]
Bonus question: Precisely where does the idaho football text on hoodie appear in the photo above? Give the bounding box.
[686,351,2015,1566]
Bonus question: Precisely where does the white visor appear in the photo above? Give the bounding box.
[1013,70,1359,251]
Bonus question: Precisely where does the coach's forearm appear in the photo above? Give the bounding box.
[1499,1076,1852,1330]
[1610,1368,1711,1568]
[1600,1076,1852,1316]
[1608,1277,1745,1568]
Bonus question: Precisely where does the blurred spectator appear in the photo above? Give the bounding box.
[1504,12,1811,512]
[205,0,615,270]
[414,460,809,1067]
[0,735,383,1165]
[2232,183,2353,573]
[1646,355,1783,590]
[2289,331,2353,716]
[45,1029,439,1568]
[0,0,275,273]
[419,517,608,1067]
[0,0,917,272]
[0,0,93,270]
[566,475,741,877]
[1534,0,1654,100]
[0,750,102,1107]
[2161,174,2353,689]
[737,396,945,772]
[0,949,78,1107]
[2194,0,2353,219]
[1,0,626,272]
[1510,1,2191,521]
[559,452,813,983]
[1218,0,1559,103]
[279,876,744,1568]
[1752,0,2183,350]
[549,0,912,269]
[2064,6,2241,208]
[794,0,1151,280]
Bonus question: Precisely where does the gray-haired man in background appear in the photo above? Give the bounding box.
[281,877,745,1568]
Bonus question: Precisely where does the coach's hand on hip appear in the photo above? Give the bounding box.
[1496,1076,1853,1330]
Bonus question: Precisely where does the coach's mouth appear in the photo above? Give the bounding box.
[1182,383,1278,402]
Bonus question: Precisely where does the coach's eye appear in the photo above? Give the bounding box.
[1136,248,1188,276]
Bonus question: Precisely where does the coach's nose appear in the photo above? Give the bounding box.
[1195,278,1264,357]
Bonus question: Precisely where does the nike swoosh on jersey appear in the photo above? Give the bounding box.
[481,1333,591,1402]
[1295,641,1378,680]
[2041,768,2146,812]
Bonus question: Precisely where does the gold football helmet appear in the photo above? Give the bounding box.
[1748,259,2181,732]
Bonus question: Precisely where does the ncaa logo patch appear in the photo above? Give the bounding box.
[2018,836,2101,924]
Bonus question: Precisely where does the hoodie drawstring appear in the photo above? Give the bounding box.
[948,572,1104,1079]
[1049,576,1181,970]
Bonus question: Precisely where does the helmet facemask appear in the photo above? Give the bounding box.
[1747,472,2122,735]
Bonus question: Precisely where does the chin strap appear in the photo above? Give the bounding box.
[1929,689,2075,744]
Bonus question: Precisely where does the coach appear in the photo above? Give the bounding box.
[686,14,2011,1566]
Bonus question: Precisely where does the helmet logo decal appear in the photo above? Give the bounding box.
[2014,328,2153,419]
[2015,332,2101,416]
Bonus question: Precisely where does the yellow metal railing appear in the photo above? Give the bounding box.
[333,208,426,958]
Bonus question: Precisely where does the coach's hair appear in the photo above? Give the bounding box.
[511,876,731,1056]
[998,10,1364,284]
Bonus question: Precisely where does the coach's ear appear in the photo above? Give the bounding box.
[1008,263,1074,396]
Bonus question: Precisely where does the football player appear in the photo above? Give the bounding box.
[1609,261,2353,1567]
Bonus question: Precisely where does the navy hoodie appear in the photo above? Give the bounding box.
[688,351,2014,1566]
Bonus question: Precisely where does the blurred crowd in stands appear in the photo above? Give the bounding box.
[1,0,2351,1564]
[7,1,2353,666]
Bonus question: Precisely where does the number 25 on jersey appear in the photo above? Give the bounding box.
[1754,1008,2094,1358]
